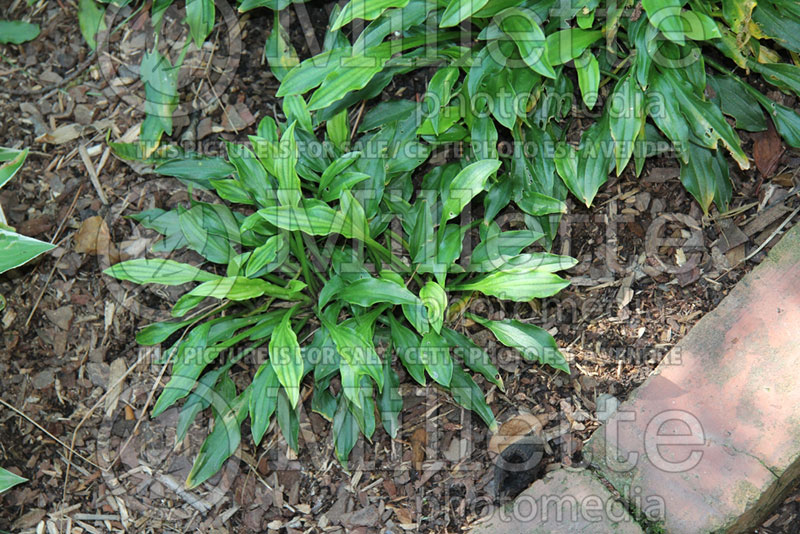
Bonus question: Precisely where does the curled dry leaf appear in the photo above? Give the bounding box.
[411,427,426,471]
[489,413,545,455]
[753,119,784,178]
[35,124,81,145]
[74,215,120,263]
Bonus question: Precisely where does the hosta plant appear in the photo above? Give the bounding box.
[106,96,576,487]
[269,0,800,215]
[0,148,56,276]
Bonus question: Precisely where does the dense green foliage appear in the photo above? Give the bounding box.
[94,0,800,486]
[107,97,575,485]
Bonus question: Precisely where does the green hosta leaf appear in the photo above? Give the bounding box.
[749,61,800,99]
[680,10,721,41]
[419,330,453,386]
[419,281,446,334]
[245,234,284,278]
[154,155,235,189]
[733,75,800,148]
[471,115,498,160]
[277,47,354,98]
[283,94,313,133]
[0,20,40,44]
[338,190,372,243]
[333,393,359,468]
[210,179,254,205]
[0,467,27,494]
[470,227,544,266]
[389,314,425,385]
[152,315,258,417]
[470,253,578,274]
[378,356,402,438]
[250,361,279,445]
[653,69,749,170]
[545,29,602,66]
[642,0,685,45]
[326,108,350,151]
[275,122,302,207]
[176,368,224,444]
[308,45,394,111]
[609,74,645,175]
[173,277,306,317]
[752,0,800,54]
[722,0,756,34]
[276,388,300,451]
[468,314,569,374]
[77,0,105,50]
[136,318,192,346]
[0,147,28,189]
[321,172,371,203]
[442,159,501,222]
[322,320,384,392]
[239,0,294,11]
[332,0,411,31]
[186,0,214,48]
[426,66,459,135]
[452,271,569,302]
[441,327,503,390]
[440,0,490,27]
[269,310,303,408]
[708,75,767,132]
[516,191,567,217]
[140,48,179,155]
[499,7,555,78]
[256,200,342,237]
[680,142,732,214]
[319,152,361,192]
[226,144,271,206]
[448,366,497,431]
[185,394,246,489]
[104,258,220,285]
[265,11,298,82]
[0,228,54,275]
[339,277,421,307]
[555,116,613,208]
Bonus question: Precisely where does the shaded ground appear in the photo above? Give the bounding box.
[1,1,799,533]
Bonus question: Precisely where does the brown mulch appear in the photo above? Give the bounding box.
[2,2,800,533]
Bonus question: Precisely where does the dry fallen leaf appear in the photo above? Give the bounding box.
[74,215,120,263]
[104,357,128,417]
[411,427,426,471]
[36,123,81,145]
[489,413,545,455]
[389,505,414,525]
[753,119,784,178]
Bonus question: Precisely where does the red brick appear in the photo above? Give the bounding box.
[586,223,800,533]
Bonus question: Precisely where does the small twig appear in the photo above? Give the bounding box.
[743,205,800,262]
[24,233,71,328]
[62,342,147,504]
[351,100,367,136]
[79,144,109,205]
[51,182,83,245]
[0,53,96,96]
[0,397,99,468]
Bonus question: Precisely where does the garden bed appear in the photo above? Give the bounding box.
[1,2,799,532]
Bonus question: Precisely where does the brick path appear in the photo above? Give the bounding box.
[472,223,800,533]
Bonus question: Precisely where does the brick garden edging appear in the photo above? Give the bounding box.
[472,223,800,533]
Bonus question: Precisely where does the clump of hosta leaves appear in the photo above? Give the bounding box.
[106,94,576,487]
[267,0,800,216]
